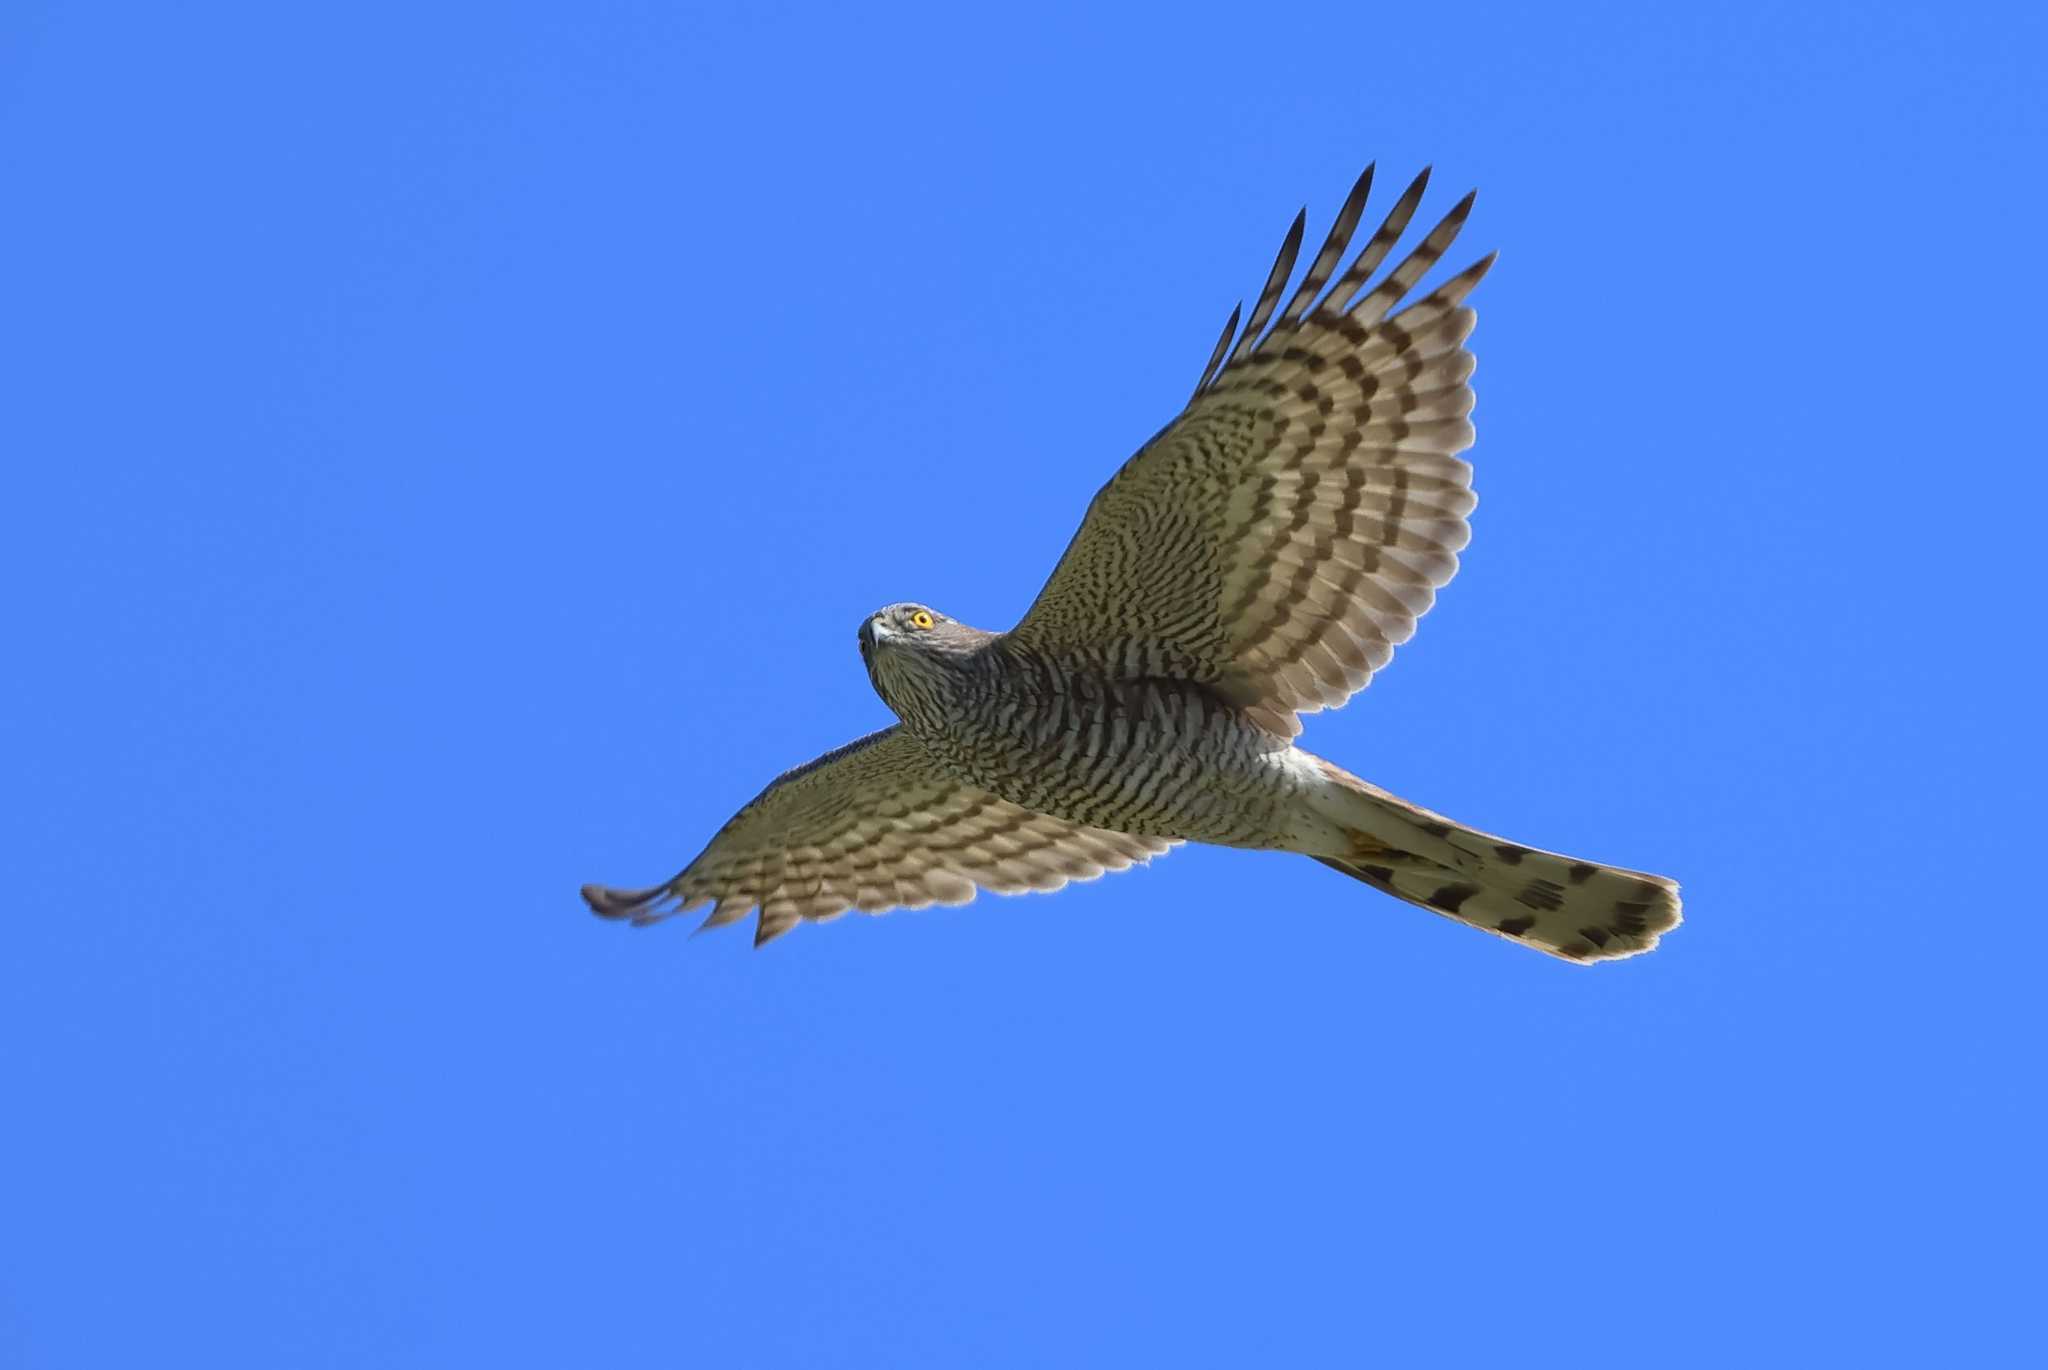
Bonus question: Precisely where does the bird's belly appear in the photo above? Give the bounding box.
[924,680,1311,848]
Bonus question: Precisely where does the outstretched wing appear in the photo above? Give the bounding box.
[582,727,1174,945]
[1007,166,1495,737]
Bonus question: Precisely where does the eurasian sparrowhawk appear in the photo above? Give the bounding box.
[583,165,1682,962]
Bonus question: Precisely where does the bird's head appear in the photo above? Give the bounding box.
[858,602,990,724]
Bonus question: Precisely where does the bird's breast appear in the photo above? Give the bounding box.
[914,670,1296,841]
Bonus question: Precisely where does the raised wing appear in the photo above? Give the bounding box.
[1007,166,1495,737]
[582,727,1174,945]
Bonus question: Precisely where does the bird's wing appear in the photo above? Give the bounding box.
[1007,166,1495,737]
[583,727,1175,944]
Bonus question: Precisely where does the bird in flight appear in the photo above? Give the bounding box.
[584,164,1681,962]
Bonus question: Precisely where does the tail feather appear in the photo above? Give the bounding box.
[1314,850,1679,962]
[1309,761,1681,962]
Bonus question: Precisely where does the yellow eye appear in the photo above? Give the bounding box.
[910,610,935,630]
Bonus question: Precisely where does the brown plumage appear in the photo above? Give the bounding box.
[584,165,1681,962]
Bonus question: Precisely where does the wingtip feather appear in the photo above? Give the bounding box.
[582,881,670,922]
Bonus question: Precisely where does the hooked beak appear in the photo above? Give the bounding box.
[858,617,880,660]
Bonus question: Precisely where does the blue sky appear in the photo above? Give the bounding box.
[3,2,2043,1364]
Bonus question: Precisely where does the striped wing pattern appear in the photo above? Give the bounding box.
[1009,166,1495,737]
[582,727,1174,944]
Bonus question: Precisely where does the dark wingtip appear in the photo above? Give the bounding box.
[582,882,664,921]
[753,912,800,948]
[1464,248,1500,280]
[1193,299,1245,397]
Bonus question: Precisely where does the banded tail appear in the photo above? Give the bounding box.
[1311,760,1681,962]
